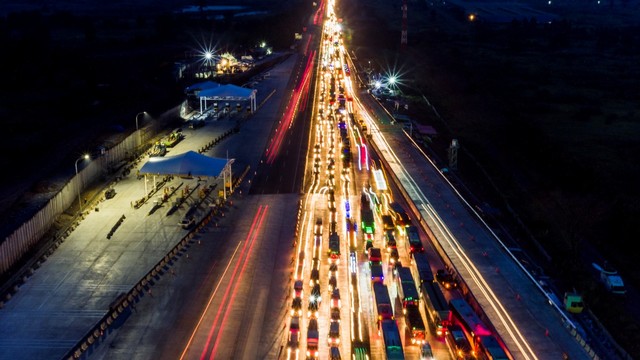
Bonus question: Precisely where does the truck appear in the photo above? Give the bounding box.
[405,304,427,345]
[407,225,424,253]
[307,318,319,358]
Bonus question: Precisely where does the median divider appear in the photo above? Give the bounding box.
[106,215,126,240]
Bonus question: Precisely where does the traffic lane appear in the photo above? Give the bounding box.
[251,56,306,194]
[176,196,299,360]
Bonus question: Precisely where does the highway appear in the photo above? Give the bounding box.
[0,1,597,359]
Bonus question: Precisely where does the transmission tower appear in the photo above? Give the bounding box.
[401,0,407,49]
[448,139,459,170]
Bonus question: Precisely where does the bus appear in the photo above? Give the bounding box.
[420,281,451,337]
[381,319,405,360]
[476,335,511,360]
[396,267,420,313]
[405,304,427,345]
[449,298,492,342]
[410,251,434,286]
[373,282,394,325]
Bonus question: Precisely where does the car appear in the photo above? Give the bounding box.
[308,299,319,318]
[179,216,196,229]
[436,268,459,290]
[294,280,303,299]
[310,283,321,302]
[368,247,382,265]
[389,248,399,265]
[289,315,300,347]
[310,269,320,286]
[447,325,473,359]
[291,297,302,316]
[420,342,434,360]
[330,346,341,360]
[188,119,205,129]
[328,274,337,291]
[104,188,116,199]
[393,260,403,275]
[364,239,374,253]
[384,231,397,252]
[328,321,340,345]
[330,307,341,322]
[331,288,341,309]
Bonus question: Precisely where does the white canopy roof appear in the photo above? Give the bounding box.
[139,150,231,177]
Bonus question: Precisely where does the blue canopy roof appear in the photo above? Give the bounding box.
[139,150,230,177]
[185,81,220,93]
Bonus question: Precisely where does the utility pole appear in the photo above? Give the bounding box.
[448,139,459,170]
[401,0,408,50]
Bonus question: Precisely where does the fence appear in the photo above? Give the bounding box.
[0,128,150,278]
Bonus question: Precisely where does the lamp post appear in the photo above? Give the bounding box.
[135,111,146,147]
[75,154,90,213]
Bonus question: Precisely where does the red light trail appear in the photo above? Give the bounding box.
[178,205,268,360]
[266,51,316,164]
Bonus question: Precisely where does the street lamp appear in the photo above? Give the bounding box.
[136,111,146,146]
[75,154,90,213]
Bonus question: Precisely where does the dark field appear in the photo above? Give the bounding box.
[340,0,640,355]
[0,0,308,215]
[1,0,639,356]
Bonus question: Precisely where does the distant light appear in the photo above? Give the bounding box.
[388,76,396,85]
[374,81,382,89]
[204,51,213,60]
[260,41,266,48]
[468,14,476,21]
